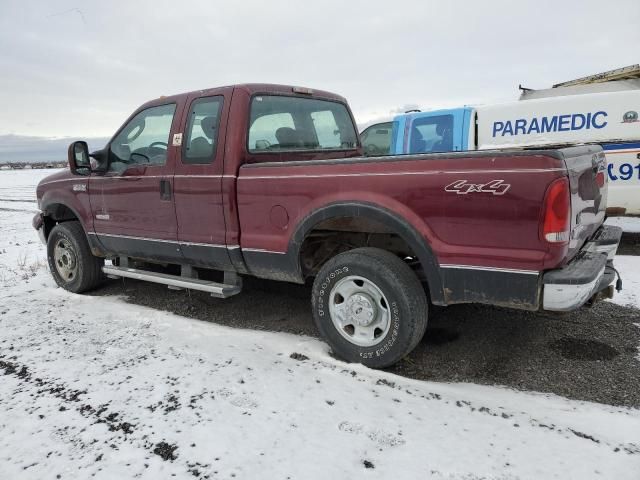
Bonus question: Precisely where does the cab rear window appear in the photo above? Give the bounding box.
[248,95,357,153]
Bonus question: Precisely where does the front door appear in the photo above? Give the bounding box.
[90,102,183,262]
[173,91,233,270]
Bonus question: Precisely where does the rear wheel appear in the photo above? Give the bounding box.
[311,247,428,368]
[47,221,105,293]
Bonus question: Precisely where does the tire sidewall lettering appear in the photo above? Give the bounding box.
[372,301,400,357]
[317,266,349,318]
[314,262,404,361]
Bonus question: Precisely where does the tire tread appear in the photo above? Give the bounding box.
[47,221,104,293]
[312,247,428,368]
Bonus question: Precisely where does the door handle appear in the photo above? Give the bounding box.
[160,179,172,200]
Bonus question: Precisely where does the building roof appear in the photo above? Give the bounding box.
[553,64,640,88]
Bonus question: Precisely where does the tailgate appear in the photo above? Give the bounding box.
[558,145,607,261]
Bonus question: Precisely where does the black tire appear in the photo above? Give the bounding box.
[47,221,105,293]
[311,247,428,368]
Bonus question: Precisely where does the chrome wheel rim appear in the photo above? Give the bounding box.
[329,275,390,347]
[53,239,78,283]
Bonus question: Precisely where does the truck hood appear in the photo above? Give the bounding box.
[36,169,75,204]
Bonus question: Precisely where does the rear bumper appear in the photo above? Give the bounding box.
[542,225,622,311]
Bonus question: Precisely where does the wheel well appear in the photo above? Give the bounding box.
[42,204,80,239]
[299,216,424,282]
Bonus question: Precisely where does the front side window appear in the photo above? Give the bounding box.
[409,115,454,154]
[248,95,357,153]
[109,103,176,173]
[360,122,392,156]
[183,96,223,164]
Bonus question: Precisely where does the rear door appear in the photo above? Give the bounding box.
[173,89,234,270]
[90,102,183,262]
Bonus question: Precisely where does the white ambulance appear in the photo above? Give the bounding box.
[363,70,640,214]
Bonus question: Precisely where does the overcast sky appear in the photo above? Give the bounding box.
[0,0,638,138]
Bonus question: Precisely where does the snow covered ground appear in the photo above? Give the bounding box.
[1,169,639,479]
[606,216,640,233]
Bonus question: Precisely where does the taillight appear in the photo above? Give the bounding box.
[542,177,570,244]
[596,171,605,187]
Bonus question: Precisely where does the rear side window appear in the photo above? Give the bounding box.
[360,122,392,156]
[248,95,357,153]
[183,96,223,164]
[409,114,454,153]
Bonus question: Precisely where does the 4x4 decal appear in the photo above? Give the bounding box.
[445,179,511,195]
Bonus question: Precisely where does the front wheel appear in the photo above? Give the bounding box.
[311,248,428,368]
[47,221,105,293]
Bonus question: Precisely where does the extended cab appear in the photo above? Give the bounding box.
[34,84,622,368]
[361,90,640,215]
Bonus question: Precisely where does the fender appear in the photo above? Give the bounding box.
[288,202,445,305]
[39,188,104,256]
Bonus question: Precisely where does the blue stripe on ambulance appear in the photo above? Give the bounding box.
[602,141,640,182]
[602,142,640,151]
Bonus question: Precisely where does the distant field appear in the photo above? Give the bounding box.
[0,168,62,208]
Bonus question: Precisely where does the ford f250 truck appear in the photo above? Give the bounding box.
[34,83,622,368]
[361,90,640,215]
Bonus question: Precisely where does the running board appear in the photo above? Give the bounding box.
[102,265,242,298]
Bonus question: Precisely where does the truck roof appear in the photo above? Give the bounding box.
[138,83,349,110]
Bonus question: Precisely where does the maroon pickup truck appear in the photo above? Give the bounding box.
[34,83,622,368]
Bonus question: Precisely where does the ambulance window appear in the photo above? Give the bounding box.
[410,115,454,153]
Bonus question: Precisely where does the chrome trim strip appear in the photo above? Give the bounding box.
[238,168,565,180]
[93,232,229,249]
[91,175,167,179]
[173,174,237,178]
[241,247,287,254]
[94,232,176,243]
[40,178,87,186]
[180,241,228,248]
[90,174,237,179]
[92,232,265,253]
[440,264,540,275]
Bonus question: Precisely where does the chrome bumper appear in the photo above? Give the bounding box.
[542,225,622,311]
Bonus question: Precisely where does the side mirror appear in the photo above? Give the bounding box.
[89,148,108,173]
[67,141,90,175]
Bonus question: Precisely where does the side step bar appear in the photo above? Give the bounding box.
[102,265,242,298]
